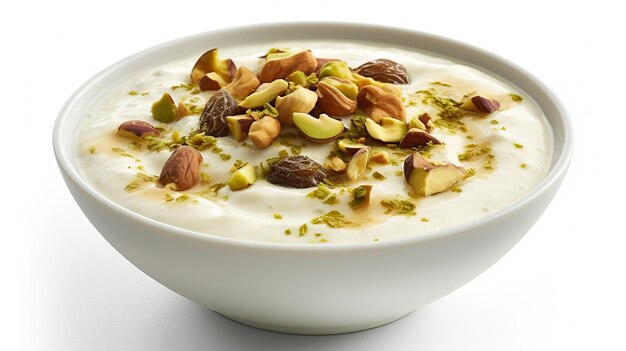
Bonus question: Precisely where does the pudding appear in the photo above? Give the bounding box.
[75,41,553,244]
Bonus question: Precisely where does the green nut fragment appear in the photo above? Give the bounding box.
[320,77,359,100]
[239,79,288,109]
[318,61,352,80]
[286,70,319,88]
[151,93,178,123]
[227,163,257,190]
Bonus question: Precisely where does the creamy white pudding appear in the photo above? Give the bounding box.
[75,41,553,244]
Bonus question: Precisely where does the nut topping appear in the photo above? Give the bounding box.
[346,147,371,182]
[275,87,318,126]
[117,120,160,139]
[404,152,466,196]
[258,51,317,83]
[190,48,236,84]
[461,95,501,114]
[223,66,260,100]
[353,59,410,84]
[399,128,442,148]
[248,117,281,148]
[159,146,203,191]
[316,81,357,117]
[356,85,406,122]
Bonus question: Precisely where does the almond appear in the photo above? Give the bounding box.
[159,146,203,191]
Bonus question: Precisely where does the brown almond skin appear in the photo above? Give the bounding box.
[258,51,317,83]
[316,82,357,117]
[399,128,442,148]
[116,120,160,139]
[159,146,203,191]
[356,85,406,122]
[418,113,433,131]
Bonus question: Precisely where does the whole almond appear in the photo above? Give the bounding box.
[159,146,203,191]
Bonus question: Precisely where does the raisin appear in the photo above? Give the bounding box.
[268,155,327,188]
[353,59,410,84]
[199,90,241,137]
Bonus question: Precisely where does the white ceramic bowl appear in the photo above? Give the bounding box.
[53,23,573,335]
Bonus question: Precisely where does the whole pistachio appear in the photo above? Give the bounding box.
[318,61,352,80]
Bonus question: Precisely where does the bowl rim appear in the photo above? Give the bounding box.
[53,21,574,252]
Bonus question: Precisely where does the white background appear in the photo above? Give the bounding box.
[2,0,625,350]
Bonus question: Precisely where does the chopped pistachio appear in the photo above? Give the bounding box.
[513,143,524,149]
[176,194,189,202]
[311,210,348,228]
[348,186,370,209]
[420,217,429,222]
[164,193,174,202]
[230,159,247,172]
[307,183,332,200]
[273,213,283,219]
[88,146,96,154]
[278,149,289,159]
[200,172,211,184]
[136,172,159,182]
[219,153,232,161]
[290,144,302,155]
[343,112,369,140]
[124,181,140,192]
[451,187,463,193]
[323,194,339,205]
[394,170,404,177]
[372,171,386,181]
[510,93,523,102]
[128,90,138,96]
[111,147,134,158]
[171,130,181,142]
[319,238,328,243]
[490,120,499,125]
[430,81,452,87]
[520,163,527,169]
[284,229,292,235]
[299,224,308,237]
[380,199,416,216]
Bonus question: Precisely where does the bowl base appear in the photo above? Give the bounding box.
[218,310,415,335]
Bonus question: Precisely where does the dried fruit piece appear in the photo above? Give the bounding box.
[199,90,241,137]
[248,117,281,148]
[461,95,500,114]
[226,115,254,141]
[324,157,347,172]
[268,155,327,188]
[353,59,410,84]
[399,128,442,148]
[227,163,257,190]
[316,81,357,117]
[275,87,318,126]
[365,117,408,143]
[404,152,466,196]
[199,72,227,91]
[318,61,352,80]
[223,66,260,100]
[159,146,203,191]
[239,79,288,109]
[338,139,368,156]
[151,93,178,123]
[347,147,371,182]
[190,48,236,84]
[258,51,317,83]
[116,120,160,139]
[293,113,344,144]
[357,85,406,122]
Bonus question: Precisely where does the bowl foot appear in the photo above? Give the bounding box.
[217,310,415,335]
